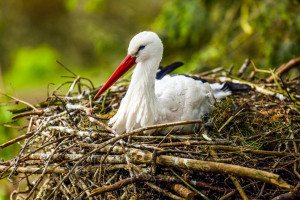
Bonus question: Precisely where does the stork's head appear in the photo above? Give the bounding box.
[94,31,163,99]
[128,31,163,63]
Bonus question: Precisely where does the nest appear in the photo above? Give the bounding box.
[1,59,300,200]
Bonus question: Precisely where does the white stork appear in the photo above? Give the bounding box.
[94,31,247,134]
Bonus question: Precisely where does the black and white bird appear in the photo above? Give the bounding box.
[94,31,249,134]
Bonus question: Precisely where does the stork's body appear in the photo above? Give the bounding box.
[110,68,216,134]
[94,31,237,134]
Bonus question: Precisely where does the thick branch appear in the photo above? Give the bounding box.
[0,165,67,174]
[209,145,300,157]
[81,144,292,189]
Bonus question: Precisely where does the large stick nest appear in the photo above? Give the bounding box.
[1,59,300,200]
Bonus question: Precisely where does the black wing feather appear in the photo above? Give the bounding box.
[221,82,252,93]
[156,62,184,79]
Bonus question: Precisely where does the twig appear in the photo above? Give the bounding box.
[131,135,199,140]
[218,108,244,132]
[237,58,251,77]
[266,57,300,83]
[0,132,34,149]
[66,76,81,97]
[228,175,248,200]
[189,180,228,193]
[272,182,300,200]
[152,128,173,175]
[54,94,79,129]
[11,110,44,120]
[146,140,231,147]
[1,93,38,111]
[80,77,95,89]
[170,169,208,200]
[97,143,117,182]
[169,184,195,200]
[208,145,300,157]
[146,182,185,200]
[0,165,67,174]
[198,67,224,77]
[87,173,147,198]
[56,60,77,77]
[24,153,126,164]
[219,189,237,200]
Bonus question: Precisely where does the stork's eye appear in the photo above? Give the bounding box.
[137,45,146,52]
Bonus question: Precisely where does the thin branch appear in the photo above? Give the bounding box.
[0,132,34,149]
[266,57,300,83]
[56,60,77,77]
[1,93,38,111]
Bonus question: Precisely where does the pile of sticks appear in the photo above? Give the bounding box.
[0,58,299,199]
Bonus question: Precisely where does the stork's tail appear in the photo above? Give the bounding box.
[210,82,251,99]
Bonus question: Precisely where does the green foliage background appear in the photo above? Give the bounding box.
[1,0,299,101]
[0,0,300,198]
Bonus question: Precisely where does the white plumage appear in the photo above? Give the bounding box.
[95,31,233,134]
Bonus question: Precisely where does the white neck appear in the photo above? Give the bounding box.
[127,62,156,99]
[125,58,160,116]
[110,58,161,132]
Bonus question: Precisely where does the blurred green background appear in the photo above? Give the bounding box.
[0,0,300,198]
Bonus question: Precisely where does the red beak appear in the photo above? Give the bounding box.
[94,55,136,100]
